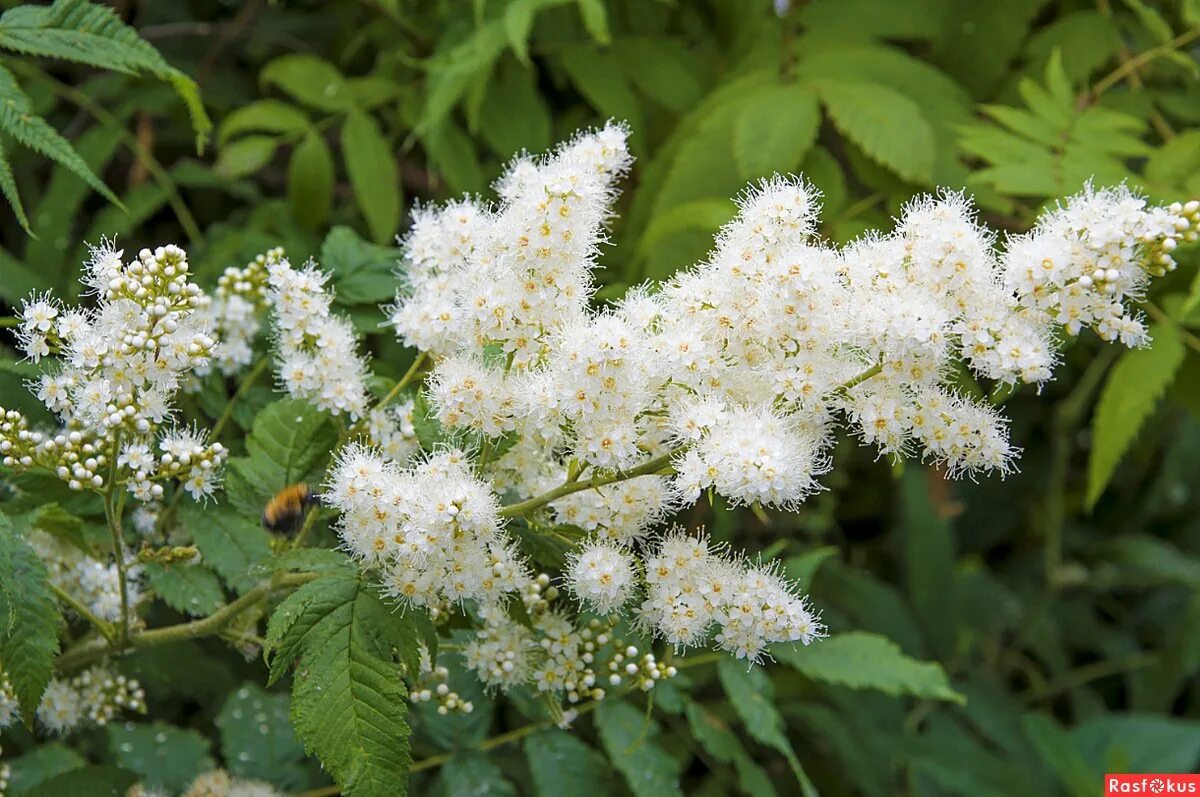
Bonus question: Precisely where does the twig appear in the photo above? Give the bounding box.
[211,356,271,441]
[49,581,115,644]
[1087,26,1200,101]
[375,352,429,412]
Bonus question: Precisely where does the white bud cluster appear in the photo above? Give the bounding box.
[34,667,144,736]
[409,647,474,715]
[265,256,371,418]
[193,248,274,377]
[4,242,227,501]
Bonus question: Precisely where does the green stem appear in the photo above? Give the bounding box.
[376,352,428,412]
[831,360,883,397]
[0,317,19,328]
[56,571,319,672]
[499,448,682,520]
[1089,26,1200,99]
[49,581,115,644]
[1020,651,1158,704]
[103,433,131,644]
[210,355,270,441]
[290,506,321,551]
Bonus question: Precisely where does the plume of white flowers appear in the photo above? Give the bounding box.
[3,242,227,500]
[193,248,273,377]
[265,254,371,418]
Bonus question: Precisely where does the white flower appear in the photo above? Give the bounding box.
[566,539,635,614]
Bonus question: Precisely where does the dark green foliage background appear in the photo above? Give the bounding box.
[3,0,1200,794]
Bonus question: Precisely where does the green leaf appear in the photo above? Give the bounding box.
[717,658,816,795]
[0,0,211,150]
[288,129,334,228]
[107,722,214,793]
[503,0,539,65]
[422,120,485,194]
[576,0,610,44]
[321,225,402,306]
[683,700,777,797]
[594,700,682,797]
[438,752,517,796]
[733,84,820,180]
[0,139,30,234]
[181,501,272,594]
[614,38,705,113]
[343,109,401,245]
[262,54,355,112]
[218,99,311,145]
[1086,324,1186,509]
[479,55,552,158]
[217,682,307,789]
[0,516,63,717]
[4,743,85,796]
[248,399,338,488]
[524,728,612,796]
[0,64,120,206]
[783,546,837,587]
[144,562,225,617]
[281,572,414,796]
[13,503,89,555]
[33,766,139,797]
[899,467,958,661]
[774,631,964,702]
[813,79,935,183]
[1021,713,1096,797]
[557,47,643,136]
[215,135,279,179]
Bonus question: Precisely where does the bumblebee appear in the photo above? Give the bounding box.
[262,483,319,533]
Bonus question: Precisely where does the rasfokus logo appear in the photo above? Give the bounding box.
[1106,775,1200,795]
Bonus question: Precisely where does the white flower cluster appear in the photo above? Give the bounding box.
[30,666,145,735]
[194,248,273,376]
[326,445,526,608]
[3,243,227,499]
[28,530,143,625]
[363,398,421,465]
[390,124,1195,508]
[641,530,821,662]
[266,254,371,418]
[0,672,17,730]
[168,770,284,797]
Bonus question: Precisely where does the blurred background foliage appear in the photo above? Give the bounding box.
[3,0,1200,794]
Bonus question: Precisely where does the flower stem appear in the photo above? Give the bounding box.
[499,448,683,520]
[375,352,428,412]
[211,355,270,441]
[55,571,319,672]
[103,433,131,645]
[49,581,116,644]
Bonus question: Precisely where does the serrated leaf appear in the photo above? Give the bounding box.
[181,501,272,594]
[288,129,334,228]
[217,683,307,788]
[218,99,311,145]
[107,722,214,793]
[438,752,517,796]
[717,658,816,795]
[594,700,682,797]
[733,84,820,179]
[144,562,225,617]
[774,631,964,702]
[285,573,413,796]
[1086,323,1185,508]
[814,79,935,183]
[524,728,611,796]
[343,109,401,245]
[0,139,30,234]
[215,135,279,179]
[0,517,63,717]
[0,0,211,149]
[0,64,119,206]
[247,399,339,487]
[321,225,402,305]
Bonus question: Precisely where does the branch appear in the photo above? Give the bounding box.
[56,571,319,672]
